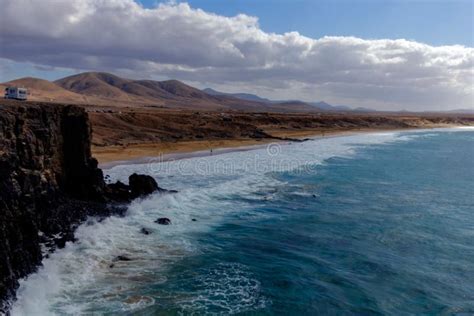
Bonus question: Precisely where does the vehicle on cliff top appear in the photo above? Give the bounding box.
[4,87,28,100]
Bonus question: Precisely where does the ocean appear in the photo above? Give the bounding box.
[11,128,474,315]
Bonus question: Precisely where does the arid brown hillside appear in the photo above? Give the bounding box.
[1,72,319,112]
[55,72,183,104]
[55,72,136,100]
[0,78,85,103]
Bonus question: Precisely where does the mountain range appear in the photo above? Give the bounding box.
[203,88,274,103]
[2,72,472,113]
[1,72,364,113]
[203,88,359,111]
[1,72,328,113]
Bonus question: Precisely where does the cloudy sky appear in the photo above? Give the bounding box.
[0,0,472,111]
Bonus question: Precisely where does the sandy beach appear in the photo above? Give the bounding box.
[93,128,355,165]
[94,126,445,167]
[88,106,473,165]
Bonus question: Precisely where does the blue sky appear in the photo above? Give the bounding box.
[140,0,474,46]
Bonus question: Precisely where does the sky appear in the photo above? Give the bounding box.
[0,0,472,111]
[139,0,474,47]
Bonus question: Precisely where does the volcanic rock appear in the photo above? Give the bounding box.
[140,228,151,235]
[129,173,159,198]
[155,218,171,225]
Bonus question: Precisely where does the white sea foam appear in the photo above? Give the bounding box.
[11,130,417,315]
[178,262,268,314]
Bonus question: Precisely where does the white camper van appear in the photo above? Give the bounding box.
[4,87,28,100]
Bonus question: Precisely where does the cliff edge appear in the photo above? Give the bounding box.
[0,101,160,312]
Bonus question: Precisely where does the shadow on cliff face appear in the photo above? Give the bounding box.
[0,101,167,313]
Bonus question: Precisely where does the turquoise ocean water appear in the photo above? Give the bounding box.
[11,129,474,315]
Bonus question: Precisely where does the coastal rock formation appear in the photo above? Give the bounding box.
[0,102,160,312]
[104,174,166,202]
[140,228,151,235]
[129,173,159,198]
[155,218,171,225]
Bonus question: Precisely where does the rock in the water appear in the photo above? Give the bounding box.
[140,228,151,235]
[155,218,171,225]
[114,255,132,262]
[191,218,197,222]
[106,180,131,202]
[129,173,159,198]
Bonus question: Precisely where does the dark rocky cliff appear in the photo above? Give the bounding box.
[0,102,159,312]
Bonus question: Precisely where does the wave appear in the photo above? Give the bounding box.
[11,130,420,315]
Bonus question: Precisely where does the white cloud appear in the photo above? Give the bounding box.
[0,0,472,110]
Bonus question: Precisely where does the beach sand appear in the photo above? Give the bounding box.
[93,128,354,164]
[93,127,410,166]
[94,138,269,165]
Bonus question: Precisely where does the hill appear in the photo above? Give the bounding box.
[55,72,154,103]
[56,72,227,104]
[202,87,359,112]
[3,72,320,112]
[0,77,86,103]
[54,72,319,111]
[203,88,273,103]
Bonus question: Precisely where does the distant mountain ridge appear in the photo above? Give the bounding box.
[203,87,362,112]
[1,72,321,112]
[309,101,352,111]
[203,88,273,103]
[4,72,470,113]
[1,72,383,113]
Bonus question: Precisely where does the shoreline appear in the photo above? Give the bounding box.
[89,108,474,166]
[97,128,384,169]
[97,126,447,169]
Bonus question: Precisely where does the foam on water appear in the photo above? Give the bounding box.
[177,262,268,314]
[11,130,446,315]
